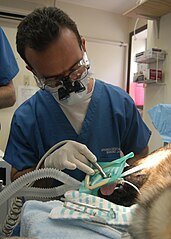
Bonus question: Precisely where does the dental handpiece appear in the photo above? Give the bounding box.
[92,161,108,179]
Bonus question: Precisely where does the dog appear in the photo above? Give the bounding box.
[129,143,171,239]
[98,143,171,239]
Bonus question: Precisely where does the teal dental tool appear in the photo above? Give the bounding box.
[79,152,134,196]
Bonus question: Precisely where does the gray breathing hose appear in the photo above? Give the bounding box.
[0,140,82,236]
[0,168,81,207]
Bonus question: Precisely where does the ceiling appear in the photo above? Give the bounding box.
[56,0,139,14]
[0,0,141,16]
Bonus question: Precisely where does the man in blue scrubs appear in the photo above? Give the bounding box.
[4,7,151,185]
[0,27,19,109]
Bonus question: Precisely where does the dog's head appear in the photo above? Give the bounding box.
[98,164,150,207]
[98,145,171,207]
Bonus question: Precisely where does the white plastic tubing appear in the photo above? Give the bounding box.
[0,168,81,207]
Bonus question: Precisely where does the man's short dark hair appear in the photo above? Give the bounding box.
[16,7,82,65]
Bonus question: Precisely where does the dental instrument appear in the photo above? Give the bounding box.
[91,161,108,179]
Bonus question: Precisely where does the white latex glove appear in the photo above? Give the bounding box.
[44,141,97,175]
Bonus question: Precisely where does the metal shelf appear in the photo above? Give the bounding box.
[135,58,164,64]
[134,48,166,85]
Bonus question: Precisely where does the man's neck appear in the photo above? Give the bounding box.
[87,78,94,94]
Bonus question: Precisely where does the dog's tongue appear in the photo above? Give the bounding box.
[100,182,117,195]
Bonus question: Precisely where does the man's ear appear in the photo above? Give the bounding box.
[81,37,86,52]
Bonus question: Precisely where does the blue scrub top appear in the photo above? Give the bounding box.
[0,27,19,85]
[4,80,151,182]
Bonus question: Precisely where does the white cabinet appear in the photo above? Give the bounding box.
[123,0,171,19]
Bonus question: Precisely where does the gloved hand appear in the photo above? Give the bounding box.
[44,141,97,175]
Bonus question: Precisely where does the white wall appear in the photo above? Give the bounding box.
[0,0,131,151]
[55,1,129,41]
[143,13,171,152]
[55,1,130,88]
[128,17,147,34]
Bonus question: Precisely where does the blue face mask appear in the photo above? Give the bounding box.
[79,152,134,196]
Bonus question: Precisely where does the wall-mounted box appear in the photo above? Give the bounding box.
[135,48,166,64]
[147,69,162,81]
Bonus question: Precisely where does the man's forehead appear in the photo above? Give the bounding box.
[25,28,80,58]
[25,29,82,76]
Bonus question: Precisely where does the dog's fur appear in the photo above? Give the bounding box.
[129,143,171,239]
[99,143,171,239]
